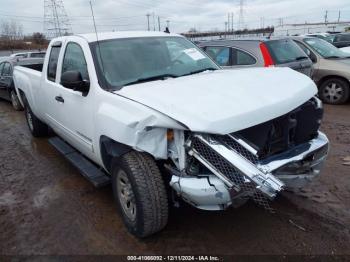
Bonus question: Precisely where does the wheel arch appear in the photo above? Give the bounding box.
[317,75,350,88]
[100,135,133,173]
[16,88,27,108]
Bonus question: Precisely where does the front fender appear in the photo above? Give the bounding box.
[95,100,184,160]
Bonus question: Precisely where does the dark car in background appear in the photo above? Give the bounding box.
[0,57,44,110]
[292,36,350,105]
[332,33,350,48]
[198,38,313,77]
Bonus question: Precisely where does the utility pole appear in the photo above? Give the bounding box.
[238,0,245,30]
[231,12,234,33]
[338,11,341,22]
[324,10,328,24]
[227,13,230,32]
[146,13,151,31]
[153,12,156,31]
[158,16,161,31]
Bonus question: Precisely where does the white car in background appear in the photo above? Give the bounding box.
[340,46,350,54]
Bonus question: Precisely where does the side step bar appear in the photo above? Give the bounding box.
[49,137,111,188]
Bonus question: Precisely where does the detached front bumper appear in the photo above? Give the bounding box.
[170,132,329,211]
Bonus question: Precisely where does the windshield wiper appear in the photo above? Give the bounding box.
[295,56,309,61]
[124,74,178,86]
[325,55,342,59]
[181,67,218,77]
[325,55,350,59]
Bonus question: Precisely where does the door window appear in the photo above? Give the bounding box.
[62,42,89,81]
[205,46,230,66]
[2,63,12,76]
[232,49,256,66]
[47,46,61,82]
[0,63,5,75]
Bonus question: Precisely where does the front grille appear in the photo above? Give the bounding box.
[234,98,323,160]
[191,137,245,185]
[191,136,274,211]
[214,135,259,164]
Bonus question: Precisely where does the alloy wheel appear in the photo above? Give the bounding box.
[323,82,344,103]
[117,170,137,221]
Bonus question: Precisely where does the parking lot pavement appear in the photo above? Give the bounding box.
[0,101,349,255]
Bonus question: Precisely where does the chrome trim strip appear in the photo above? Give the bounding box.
[227,134,258,155]
[195,135,284,198]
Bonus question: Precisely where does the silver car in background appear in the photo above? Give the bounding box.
[198,38,314,78]
[292,36,350,105]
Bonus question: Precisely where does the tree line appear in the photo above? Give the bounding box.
[0,20,48,51]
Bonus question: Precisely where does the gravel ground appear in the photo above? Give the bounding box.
[0,100,349,256]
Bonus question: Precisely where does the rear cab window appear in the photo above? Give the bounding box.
[47,43,62,82]
[31,53,46,58]
[264,39,307,64]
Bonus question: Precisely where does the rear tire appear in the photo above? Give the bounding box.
[319,78,349,105]
[25,104,48,137]
[10,90,23,111]
[111,151,169,238]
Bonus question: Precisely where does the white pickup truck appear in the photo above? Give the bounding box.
[13,31,329,238]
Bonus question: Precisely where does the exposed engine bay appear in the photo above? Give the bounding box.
[169,97,329,211]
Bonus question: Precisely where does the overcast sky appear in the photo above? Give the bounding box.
[0,0,349,34]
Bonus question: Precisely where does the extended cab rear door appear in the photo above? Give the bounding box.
[46,37,95,157]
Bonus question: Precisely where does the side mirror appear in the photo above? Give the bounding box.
[309,53,317,63]
[61,70,90,96]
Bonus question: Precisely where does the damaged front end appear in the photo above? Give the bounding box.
[169,97,329,211]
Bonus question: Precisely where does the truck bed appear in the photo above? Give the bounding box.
[13,66,43,112]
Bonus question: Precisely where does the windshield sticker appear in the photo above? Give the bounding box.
[183,48,206,61]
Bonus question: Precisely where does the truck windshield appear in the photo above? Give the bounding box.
[90,36,218,90]
[304,38,350,59]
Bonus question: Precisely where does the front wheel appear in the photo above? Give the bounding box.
[10,90,23,111]
[319,78,350,105]
[25,104,48,137]
[111,151,169,238]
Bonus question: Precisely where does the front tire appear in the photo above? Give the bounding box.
[25,104,48,137]
[10,90,23,111]
[111,151,169,238]
[319,78,350,105]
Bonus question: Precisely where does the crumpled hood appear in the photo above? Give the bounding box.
[115,67,317,134]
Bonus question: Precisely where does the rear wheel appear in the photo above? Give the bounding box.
[25,104,48,137]
[10,90,23,111]
[319,78,350,105]
[111,151,169,238]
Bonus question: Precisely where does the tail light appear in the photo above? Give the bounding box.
[259,42,275,67]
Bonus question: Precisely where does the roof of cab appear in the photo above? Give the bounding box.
[75,31,182,43]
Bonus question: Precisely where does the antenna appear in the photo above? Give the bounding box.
[89,1,105,75]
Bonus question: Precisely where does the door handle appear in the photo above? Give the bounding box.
[55,96,64,103]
